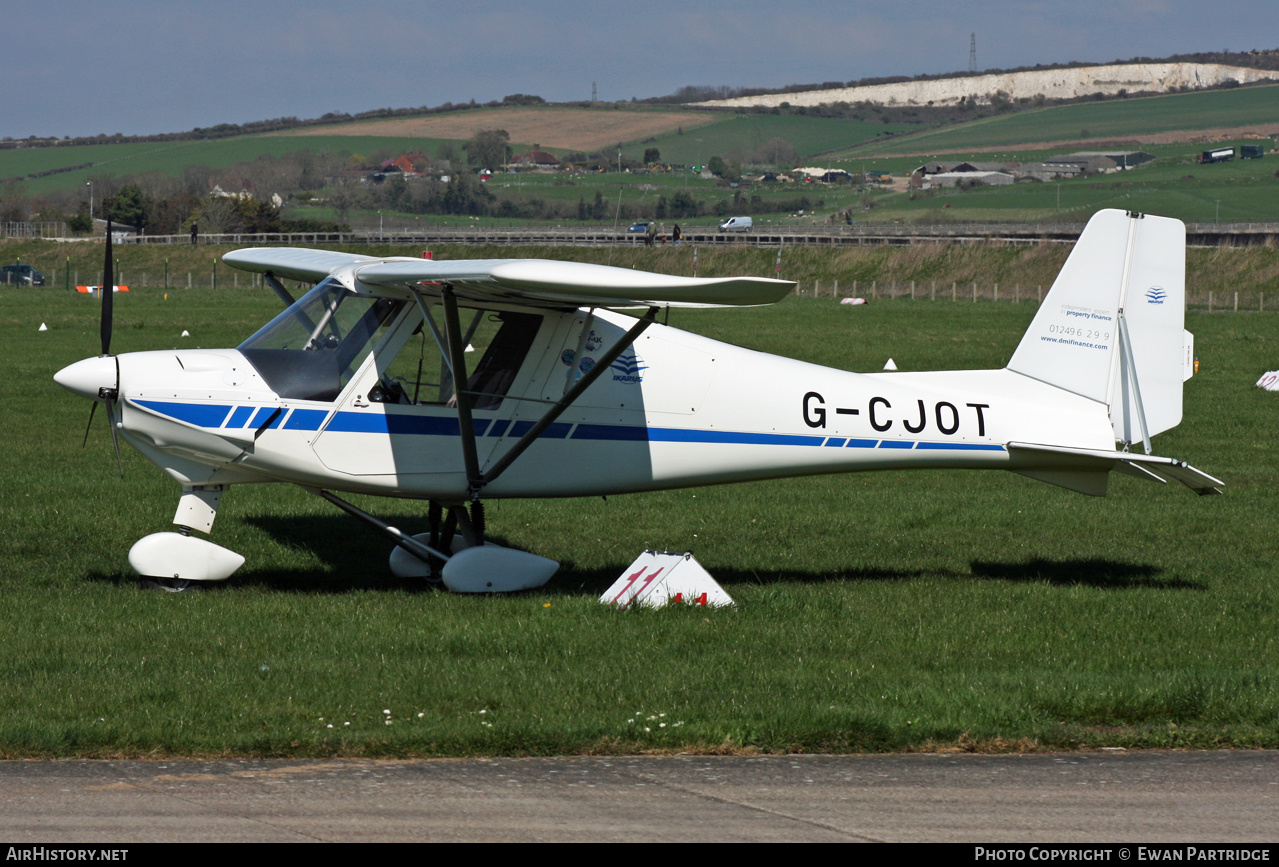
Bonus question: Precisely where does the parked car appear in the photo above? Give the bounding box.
[626,222,650,234]
[718,216,752,232]
[0,264,45,285]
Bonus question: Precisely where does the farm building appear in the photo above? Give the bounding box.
[1017,162,1086,181]
[914,161,1016,177]
[1018,151,1153,180]
[1049,151,1154,172]
[920,171,1014,189]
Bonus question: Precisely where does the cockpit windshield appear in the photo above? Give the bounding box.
[239,278,406,401]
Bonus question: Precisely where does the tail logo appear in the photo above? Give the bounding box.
[1145,286,1167,304]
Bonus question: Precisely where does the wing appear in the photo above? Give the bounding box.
[222,248,380,282]
[224,249,794,309]
[356,259,794,308]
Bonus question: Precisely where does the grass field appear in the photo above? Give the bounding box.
[1,250,1276,756]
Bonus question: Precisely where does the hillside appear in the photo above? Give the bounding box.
[702,62,1279,109]
[4,64,1279,232]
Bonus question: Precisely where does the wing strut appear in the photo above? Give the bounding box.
[475,307,659,494]
[263,271,296,309]
[440,284,483,490]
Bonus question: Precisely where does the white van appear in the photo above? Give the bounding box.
[718,216,752,232]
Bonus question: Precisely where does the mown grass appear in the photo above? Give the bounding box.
[1,261,1275,757]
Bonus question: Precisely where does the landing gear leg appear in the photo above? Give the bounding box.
[312,488,556,592]
[450,500,486,550]
[426,500,445,582]
[131,485,244,590]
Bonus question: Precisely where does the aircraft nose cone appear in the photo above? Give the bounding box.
[54,355,118,400]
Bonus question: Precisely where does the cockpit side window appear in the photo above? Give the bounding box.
[374,306,542,410]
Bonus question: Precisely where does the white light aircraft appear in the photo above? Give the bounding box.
[56,209,1220,592]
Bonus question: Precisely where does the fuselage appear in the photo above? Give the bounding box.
[59,304,1116,501]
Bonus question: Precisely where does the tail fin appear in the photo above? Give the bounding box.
[1007,209,1193,451]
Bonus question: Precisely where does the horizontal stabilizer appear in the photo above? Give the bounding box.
[1007,442,1222,496]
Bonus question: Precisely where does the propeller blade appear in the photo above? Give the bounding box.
[101,218,113,356]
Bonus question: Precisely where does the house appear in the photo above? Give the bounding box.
[209,182,254,200]
[511,148,560,169]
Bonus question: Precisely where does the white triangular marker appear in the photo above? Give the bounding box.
[1257,371,1279,391]
[38,323,47,331]
[465,343,475,352]
[883,358,897,370]
[601,551,734,609]
[181,330,190,337]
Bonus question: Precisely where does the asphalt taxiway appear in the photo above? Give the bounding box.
[1,751,1275,843]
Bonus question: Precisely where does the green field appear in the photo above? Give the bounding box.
[0,135,458,197]
[838,84,1279,156]
[855,153,1279,224]
[1,244,1276,757]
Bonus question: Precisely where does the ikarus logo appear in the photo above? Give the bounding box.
[1146,286,1167,304]
[610,351,647,384]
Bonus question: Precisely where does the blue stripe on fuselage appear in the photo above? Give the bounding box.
[128,401,1008,453]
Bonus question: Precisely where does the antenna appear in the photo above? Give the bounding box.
[969,33,977,73]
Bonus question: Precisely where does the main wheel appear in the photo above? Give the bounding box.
[140,577,195,593]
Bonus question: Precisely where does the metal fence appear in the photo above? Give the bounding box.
[790,278,1270,312]
[792,279,1047,303]
[42,266,1264,312]
[2,221,67,239]
[119,221,1279,248]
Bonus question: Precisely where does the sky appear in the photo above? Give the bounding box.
[4,0,1278,139]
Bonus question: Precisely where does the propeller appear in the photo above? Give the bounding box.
[101,218,113,356]
[81,219,123,476]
